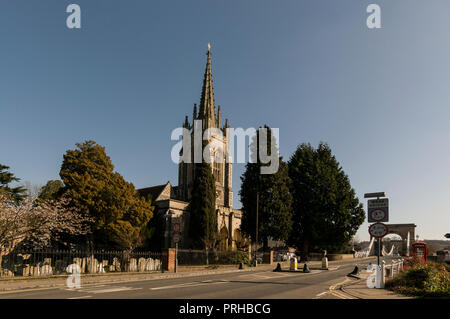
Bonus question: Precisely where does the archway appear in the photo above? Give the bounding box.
[373,224,416,256]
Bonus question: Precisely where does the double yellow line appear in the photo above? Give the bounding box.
[328,278,357,299]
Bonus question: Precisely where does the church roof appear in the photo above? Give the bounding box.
[138,182,171,201]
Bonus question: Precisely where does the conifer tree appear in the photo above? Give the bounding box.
[0,164,26,202]
[60,140,154,250]
[189,143,217,250]
[287,143,365,257]
[239,126,293,250]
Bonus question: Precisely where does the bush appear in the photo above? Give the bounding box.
[216,251,251,266]
[386,259,450,298]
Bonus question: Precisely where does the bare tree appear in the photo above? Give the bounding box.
[0,193,92,250]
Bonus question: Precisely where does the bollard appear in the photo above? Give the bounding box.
[273,263,282,272]
[391,261,394,277]
[303,263,311,273]
[347,266,360,277]
[321,257,328,270]
[378,261,385,288]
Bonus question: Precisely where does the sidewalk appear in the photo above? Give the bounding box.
[335,270,412,299]
[0,262,289,293]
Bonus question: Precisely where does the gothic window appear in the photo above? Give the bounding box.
[213,161,222,183]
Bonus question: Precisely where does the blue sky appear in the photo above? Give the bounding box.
[1,0,450,241]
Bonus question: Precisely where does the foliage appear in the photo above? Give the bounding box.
[240,126,293,250]
[287,143,365,256]
[386,259,450,298]
[0,193,92,249]
[39,180,64,201]
[216,250,251,266]
[189,142,217,249]
[0,164,27,202]
[59,140,154,250]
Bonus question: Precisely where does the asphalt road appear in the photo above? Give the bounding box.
[0,257,379,299]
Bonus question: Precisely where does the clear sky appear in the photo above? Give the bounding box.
[1,0,449,241]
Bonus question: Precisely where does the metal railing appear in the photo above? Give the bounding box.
[0,249,163,277]
[176,249,250,266]
[383,258,404,278]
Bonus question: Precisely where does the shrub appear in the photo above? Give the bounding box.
[386,259,450,298]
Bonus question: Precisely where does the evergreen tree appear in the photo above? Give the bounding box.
[287,143,365,258]
[189,143,217,250]
[39,180,64,201]
[239,126,293,250]
[59,140,154,250]
[0,164,26,202]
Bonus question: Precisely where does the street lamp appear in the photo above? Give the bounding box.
[254,192,259,267]
[254,188,273,267]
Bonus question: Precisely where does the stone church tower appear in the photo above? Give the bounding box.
[177,44,233,210]
[139,45,242,250]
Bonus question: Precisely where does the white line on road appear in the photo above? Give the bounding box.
[150,281,228,291]
[316,292,328,297]
[67,295,92,299]
[84,287,143,294]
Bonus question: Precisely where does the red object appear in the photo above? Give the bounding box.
[412,242,427,263]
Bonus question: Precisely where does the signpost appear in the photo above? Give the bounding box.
[172,217,182,273]
[365,192,389,268]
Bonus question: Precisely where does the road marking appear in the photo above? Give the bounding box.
[316,292,328,297]
[329,278,356,299]
[65,285,143,294]
[150,281,228,291]
[84,287,142,294]
[67,295,92,299]
[237,271,293,280]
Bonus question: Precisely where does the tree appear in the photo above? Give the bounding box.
[39,180,64,201]
[188,144,217,250]
[59,140,154,250]
[287,143,365,258]
[0,193,92,250]
[239,126,293,251]
[0,164,26,202]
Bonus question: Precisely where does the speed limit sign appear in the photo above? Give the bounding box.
[369,222,389,238]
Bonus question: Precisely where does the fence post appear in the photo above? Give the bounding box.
[263,250,274,265]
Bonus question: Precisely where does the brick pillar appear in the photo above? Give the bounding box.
[263,251,274,265]
[162,248,176,272]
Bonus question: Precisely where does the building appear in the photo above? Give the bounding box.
[139,45,242,250]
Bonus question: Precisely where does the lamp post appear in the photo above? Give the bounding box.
[254,192,259,267]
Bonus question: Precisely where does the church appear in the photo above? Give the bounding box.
[139,45,243,251]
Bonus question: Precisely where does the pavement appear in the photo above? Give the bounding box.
[0,257,410,299]
[329,269,412,299]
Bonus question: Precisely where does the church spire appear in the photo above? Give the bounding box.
[199,43,216,129]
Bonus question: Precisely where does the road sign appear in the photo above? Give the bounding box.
[368,198,389,222]
[369,209,387,222]
[172,233,181,243]
[364,192,386,198]
[369,222,389,238]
